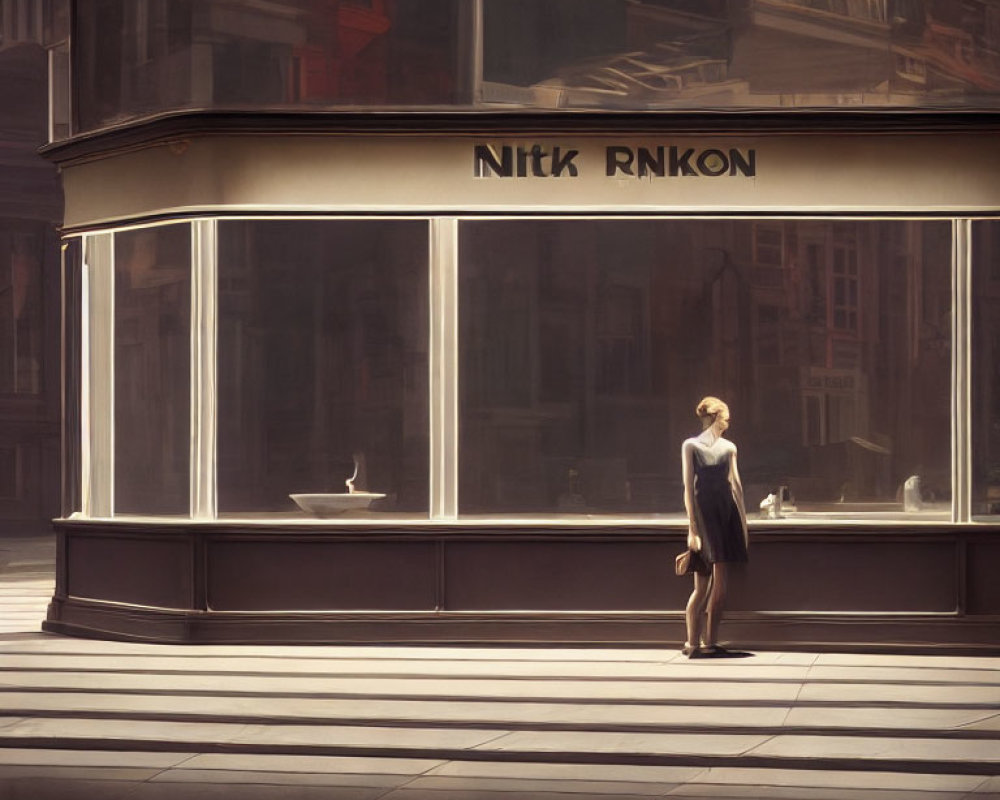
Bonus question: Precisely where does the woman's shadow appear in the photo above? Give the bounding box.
[692,647,755,659]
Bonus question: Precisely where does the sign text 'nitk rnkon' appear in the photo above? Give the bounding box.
[473,144,756,179]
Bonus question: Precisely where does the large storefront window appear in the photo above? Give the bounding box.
[114,224,190,515]
[973,220,1000,519]
[71,0,1000,133]
[75,214,981,524]
[216,220,429,517]
[459,219,952,520]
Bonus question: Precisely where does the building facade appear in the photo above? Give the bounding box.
[0,0,64,537]
[43,0,1000,650]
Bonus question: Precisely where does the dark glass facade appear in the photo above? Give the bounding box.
[71,0,1000,135]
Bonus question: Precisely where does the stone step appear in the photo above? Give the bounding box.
[0,749,995,799]
[1,540,999,793]
[0,716,998,777]
[2,651,998,685]
[0,691,997,736]
[2,670,998,711]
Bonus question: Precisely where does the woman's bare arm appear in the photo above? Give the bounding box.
[729,446,749,547]
[682,440,701,550]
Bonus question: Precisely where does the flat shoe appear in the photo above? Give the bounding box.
[700,645,729,656]
[681,645,703,658]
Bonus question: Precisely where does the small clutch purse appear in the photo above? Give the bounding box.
[675,548,711,576]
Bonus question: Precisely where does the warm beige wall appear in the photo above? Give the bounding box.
[61,132,1000,229]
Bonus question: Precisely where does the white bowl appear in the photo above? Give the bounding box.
[290,493,386,517]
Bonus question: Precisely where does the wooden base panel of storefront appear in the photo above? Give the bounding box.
[44,521,1000,653]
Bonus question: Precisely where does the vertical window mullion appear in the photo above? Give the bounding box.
[61,240,82,518]
[429,218,458,521]
[952,218,972,523]
[471,0,484,104]
[47,45,54,143]
[191,219,217,520]
[81,232,114,518]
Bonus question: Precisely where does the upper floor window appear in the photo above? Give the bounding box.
[832,226,859,333]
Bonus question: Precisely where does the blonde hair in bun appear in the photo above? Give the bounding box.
[696,396,729,426]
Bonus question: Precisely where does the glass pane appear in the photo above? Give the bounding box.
[482,0,1000,111]
[72,0,1000,129]
[459,219,951,520]
[73,0,465,131]
[217,220,429,517]
[973,220,1000,519]
[114,224,191,515]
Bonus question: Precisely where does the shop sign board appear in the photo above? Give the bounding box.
[60,133,1000,229]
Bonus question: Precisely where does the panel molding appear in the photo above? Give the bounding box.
[46,520,1000,651]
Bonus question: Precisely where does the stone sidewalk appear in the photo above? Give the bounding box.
[0,535,998,799]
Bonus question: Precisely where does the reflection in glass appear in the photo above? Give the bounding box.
[72,0,1000,130]
[460,219,951,519]
[74,0,465,131]
[217,220,428,516]
[482,0,1000,110]
[973,220,1000,519]
[114,224,191,515]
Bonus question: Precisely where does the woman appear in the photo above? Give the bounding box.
[681,396,748,657]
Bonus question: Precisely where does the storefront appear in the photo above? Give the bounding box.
[43,0,1000,650]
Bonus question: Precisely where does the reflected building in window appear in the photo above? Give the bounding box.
[483,0,1000,109]
[459,219,951,516]
[73,0,467,132]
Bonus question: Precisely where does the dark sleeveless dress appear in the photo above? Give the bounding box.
[693,448,749,565]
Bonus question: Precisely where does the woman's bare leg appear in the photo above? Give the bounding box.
[684,572,711,650]
[703,562,728,647]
